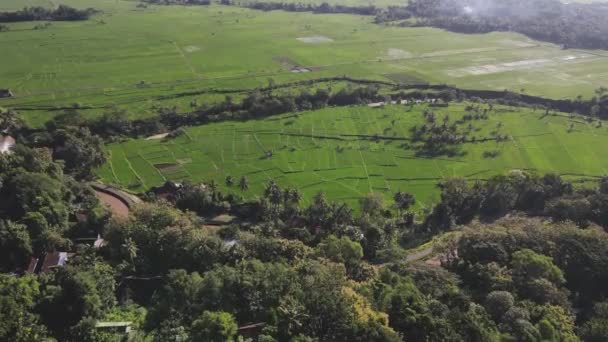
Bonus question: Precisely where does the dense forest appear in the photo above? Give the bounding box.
[0,5,97,23]
[407,0,608,49]
[3,104,608,341]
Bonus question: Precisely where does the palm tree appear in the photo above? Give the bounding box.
[290,188,302,205]
[122,237,138,271]
[265,180,282,208]
[209,179,218,193]
[239,176,249,192]
[225,175,234,187]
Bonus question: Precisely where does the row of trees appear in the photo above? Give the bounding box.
[42,82,608,145]
[0,5,97,23]
[74,85,383,139]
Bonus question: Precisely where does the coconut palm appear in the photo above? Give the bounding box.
[122,237,138,271]
[225,175,234,187]
[239,176,249,192]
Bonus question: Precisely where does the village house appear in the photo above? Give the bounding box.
[0,88,13,98]
[0,135,15,154]
[26,251,72,274]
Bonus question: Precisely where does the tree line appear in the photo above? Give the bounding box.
[0,5,97,23]
[35,80,608,145]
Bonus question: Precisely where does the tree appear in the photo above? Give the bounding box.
[393,191,415,214]
[0,108,24,134]
[225,175,234,187]
[264,180,283,208]
[122,237,138,271]
[511,249,568,305]
[0,274,49,342]
[0,220,32,272]
[239,176,249,192]
[38,260,116,338]
[360,193,385,217]
[317,235,363,264]
[51,127,107,179]
[290,188,303,205]
[484,291,514,322]
[190,311,237,342]
[580,302,608,342]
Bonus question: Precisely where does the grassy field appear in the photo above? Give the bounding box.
[97,102,608,209]
[1,0,607,127]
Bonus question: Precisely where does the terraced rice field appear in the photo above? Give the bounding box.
[97,103,608,208]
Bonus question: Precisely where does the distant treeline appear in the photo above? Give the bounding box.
[0,5,97,23]
[243,1,378,16]
[40,79,608,140]
[407,0,608,50]
[84,84,383,138]
[237,1,412,23]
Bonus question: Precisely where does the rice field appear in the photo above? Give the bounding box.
[97,103,608,208]
[1,0,607,127]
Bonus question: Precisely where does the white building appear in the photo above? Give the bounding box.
[0,135,15,154]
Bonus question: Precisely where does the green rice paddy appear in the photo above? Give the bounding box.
[97,103,608,208]
[1,0,608,127]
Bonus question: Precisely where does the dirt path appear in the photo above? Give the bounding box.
[405,246,434,262]
[95,190,130,218]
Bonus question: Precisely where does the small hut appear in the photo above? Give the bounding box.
[0,89,13,98]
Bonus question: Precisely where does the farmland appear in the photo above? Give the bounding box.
[97,102,608,208]
[1,0,608,127]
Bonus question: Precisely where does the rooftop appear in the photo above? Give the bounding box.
[0,135,15,154]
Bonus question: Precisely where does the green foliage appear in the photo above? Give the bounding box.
[51,127,107,179]
[580,302,608,342]
[190,311,238,342]
[38,259,116,338]
[511,249,568,305]
[0,274,49,341]
[0,220,32,272]
[359,193,385,217]
[317,235,363,264]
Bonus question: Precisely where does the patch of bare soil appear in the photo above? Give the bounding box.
[95,191,129,218]
[146,133,169,140]
[296,36,333,43]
